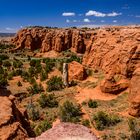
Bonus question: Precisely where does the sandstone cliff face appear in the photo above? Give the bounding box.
[11,27,87,53]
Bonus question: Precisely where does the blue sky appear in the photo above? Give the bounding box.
[0,0,140,32]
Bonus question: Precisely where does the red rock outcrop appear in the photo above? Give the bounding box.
[68,61,87,81]
[0,89,35,139]
[100,77,129,94]
[29,123,98,140]
[129,68,140,117]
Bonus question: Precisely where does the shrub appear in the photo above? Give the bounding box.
[27,83,44,95]
[45,59,55,73]
[82,119,90,128]
[88,99,98,108]
[15,69,23,76]
[66,54,82,63]
[40,70,48,81]
[34,119,52,136]
[28,77,36,85]
[47,76,63,92]
[7,72,13,80]
[17,81,22,87]
[59,101,82,123]
[30,59,41,67]
[28,67,36,77]
[93,111,121,130]
[0,54,9,60]
[21,71,29,81]
[3,60,11,68]
[27,103,40,121]
[13,60,23,68]
[0,77,8,86]
[128,118,140,140]
[38,94,58,108]
[0,67,4,74]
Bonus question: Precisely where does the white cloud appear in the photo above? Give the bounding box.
[86,10,106,17]
[107,12,122,17]
[136,15,140,18]
[62,12,75,16]
[5,27,15,31]
[113,20,117,23]
[83,18,91,23]
[66,19,70,23]
[86,10,122,17]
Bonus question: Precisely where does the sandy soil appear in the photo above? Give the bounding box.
[75,86,118,104]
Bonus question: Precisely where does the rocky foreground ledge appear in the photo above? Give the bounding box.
[29,123,98,140]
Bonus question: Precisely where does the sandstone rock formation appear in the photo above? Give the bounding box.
[68,61,87,81]
[29,123,98,140]
[11,26,140,117]
[100,78,129,94]
[11,27,87,53]
[129,68,140,117]
[0,89,35,139]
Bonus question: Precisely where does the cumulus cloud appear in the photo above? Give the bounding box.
[86,10,122,17]
[62,12,75,16]
[83,18,91,23]
[86,10,106,17]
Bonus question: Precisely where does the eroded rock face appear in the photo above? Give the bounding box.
[68,61,87,81]
[129,68,140,117]
[0,95,28,139]
[29,123,98,140]
[11,28,87,54]
[83,27,140,78]
[0,92,34,140]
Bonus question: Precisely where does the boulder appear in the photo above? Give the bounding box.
[100,77,129,94]
[68,61,87,81]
